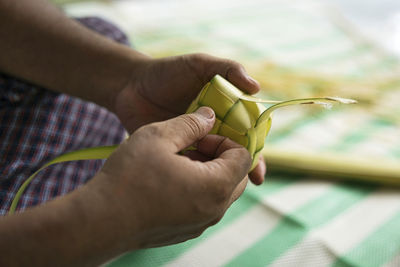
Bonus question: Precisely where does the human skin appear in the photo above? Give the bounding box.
[0,0,266,184]
[0,107,252,266]
[0,0,267,265]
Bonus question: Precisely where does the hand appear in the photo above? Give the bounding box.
[92,107,251,249]
[112,53,266,184]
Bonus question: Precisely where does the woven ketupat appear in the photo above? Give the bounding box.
[186,75,271,170]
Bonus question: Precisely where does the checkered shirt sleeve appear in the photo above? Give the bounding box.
[0,17,129,215]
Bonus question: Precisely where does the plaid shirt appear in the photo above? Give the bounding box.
[0,17,128,215]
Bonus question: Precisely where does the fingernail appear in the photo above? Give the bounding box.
[195,106,215,119]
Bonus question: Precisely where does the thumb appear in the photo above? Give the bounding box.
[158,106,215,152]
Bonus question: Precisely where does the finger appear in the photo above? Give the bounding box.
[152,106,215,153]
[204,55,260,94]
[229,176,248,206]
[223,61,260,95]
[193,134,251,187]
[185,53,261,94]
[195,134,229,158]
[203,137,252,187]
[209,176,248,227]
[183,149,211,162]
[179,132,251,193]
[249,155,266,185]
[182,134,237,162]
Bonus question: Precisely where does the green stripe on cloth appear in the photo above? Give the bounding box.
[332,210,400,267]
[224,182,376,267]
[107,176,293,267]
[323,118,393,153]
[391,149,400,159]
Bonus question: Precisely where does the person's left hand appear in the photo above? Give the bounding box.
[112,53,266,185]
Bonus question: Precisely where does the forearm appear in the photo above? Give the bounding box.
[0,0,150,111]
[0,178,130,266]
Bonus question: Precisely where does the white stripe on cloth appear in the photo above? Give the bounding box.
[272,110,371,152]
[381,251,400,267]
[349,125,400,158]
[165,179,333,267]
[269,189,400,267]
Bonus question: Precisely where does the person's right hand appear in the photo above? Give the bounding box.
[90,106,252,250]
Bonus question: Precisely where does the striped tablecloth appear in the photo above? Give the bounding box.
[65,0,400,266]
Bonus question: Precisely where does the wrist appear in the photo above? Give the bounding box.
[0,177,132,266]
[82,171,144,251]
[95,47,152,113]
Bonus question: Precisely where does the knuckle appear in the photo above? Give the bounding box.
[193,190,227,220]
[193,200,216,220]
[238,147,252,166]
[216,183,231,200]
[218,137,238,153]
[183,53,208,69]
[216,138,251,173]
[225,59,243,71]
[183,53,214,78]
[230,146,252,172]
[191,52,210,61]
[135,123,163,139]
[210,182,231,207]
[132,123,166,149]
